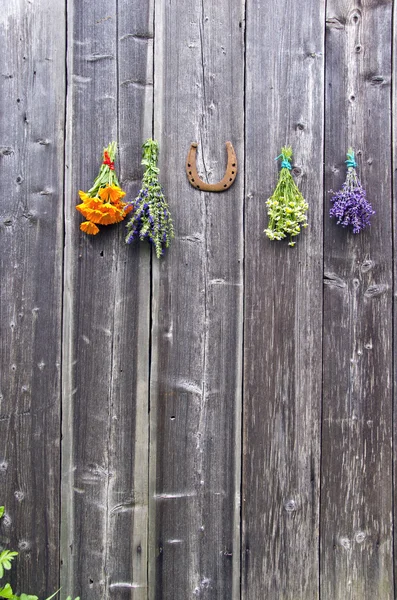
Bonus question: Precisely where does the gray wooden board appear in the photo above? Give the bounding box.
[394,1,397,594]
[321,1,393,598]
[150,0,245,597]
[61,1,152,598]
[0,0,65,596]
[242,0,325,598]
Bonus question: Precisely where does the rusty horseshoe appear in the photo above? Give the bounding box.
[186,141,237,192]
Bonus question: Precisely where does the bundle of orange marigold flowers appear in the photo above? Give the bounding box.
[76,141,132,235]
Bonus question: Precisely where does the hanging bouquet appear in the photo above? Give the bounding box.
[125,138,174,258]
[329,148,374,233]
[76,142,132,235]
[264,146,308,247]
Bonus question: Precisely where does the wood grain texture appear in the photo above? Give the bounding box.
[150,0,245,597]
[394,2,397,595]
[321,1,393,598]
[0,0,65,596]
[61,1,152,598]
[242,1,325,598]
[2,2,397,599]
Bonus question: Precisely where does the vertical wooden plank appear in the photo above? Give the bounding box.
[321,1,393,598]
[0,0,65,596]
[242,1,325,598]
[150,0,245,597]
[61,0,152,598]
[394,2,397,596]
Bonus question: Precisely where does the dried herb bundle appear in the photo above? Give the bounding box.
[264,146,308,247]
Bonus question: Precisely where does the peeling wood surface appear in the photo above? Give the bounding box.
[1,1,396,599]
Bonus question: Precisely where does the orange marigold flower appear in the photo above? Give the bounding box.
[80,203,124,225]
[123,203,133,215]
[99,185,126,204]
[97,204,123,225]
[76,201,97,220]
[76,142,128,235]
[113,198,133,214]
[78,190,91,202]
[80,221,100,235]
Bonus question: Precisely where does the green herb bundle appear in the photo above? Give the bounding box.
[264,146,308,247]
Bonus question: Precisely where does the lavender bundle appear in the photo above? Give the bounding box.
[329,149,374,233]
[264,146,308,247]
[125,139,174,258]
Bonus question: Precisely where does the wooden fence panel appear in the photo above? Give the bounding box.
[2,2,397,599]
[0,0,65,596]
[242,1,325,598]
[61,1,152,598]
[321,1,394,599]
[150,0,245,597]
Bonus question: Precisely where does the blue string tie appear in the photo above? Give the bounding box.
[275,154,292,170]
[345,152,357,169]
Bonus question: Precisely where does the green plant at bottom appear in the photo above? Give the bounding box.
[0,507,79,600]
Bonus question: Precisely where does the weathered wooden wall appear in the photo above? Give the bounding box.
[0,0,395,599]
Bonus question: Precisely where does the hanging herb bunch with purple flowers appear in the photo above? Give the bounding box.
[329,148,375,233]
[125,138,174,258]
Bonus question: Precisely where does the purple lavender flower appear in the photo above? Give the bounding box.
[329,149,374,233]
[125,139,174,258]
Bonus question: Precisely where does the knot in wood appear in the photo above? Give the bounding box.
[284,499,297,513]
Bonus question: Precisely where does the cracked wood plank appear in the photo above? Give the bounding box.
[321,1,393,598]
[242,0,325,598]
[150,0,245,597]
[61,0,152,598]
[0,0,65,596]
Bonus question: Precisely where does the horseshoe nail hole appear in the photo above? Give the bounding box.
[191,178,195,182]
[232,163,236,167]
[229,178,232,181]
[196,185,200,189]
[232,171,235,174]
[187,163,191,167]
[224,184,227,188]
[188,171,192,175]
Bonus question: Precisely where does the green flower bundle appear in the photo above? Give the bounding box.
[264,146,308,247]
[125,139,174,258]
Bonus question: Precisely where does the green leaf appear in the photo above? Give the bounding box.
[19,594,39,600]
[43,589,60,600]
[0,583,15,599]
[0,508,4,519]
[0,550,18,579]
